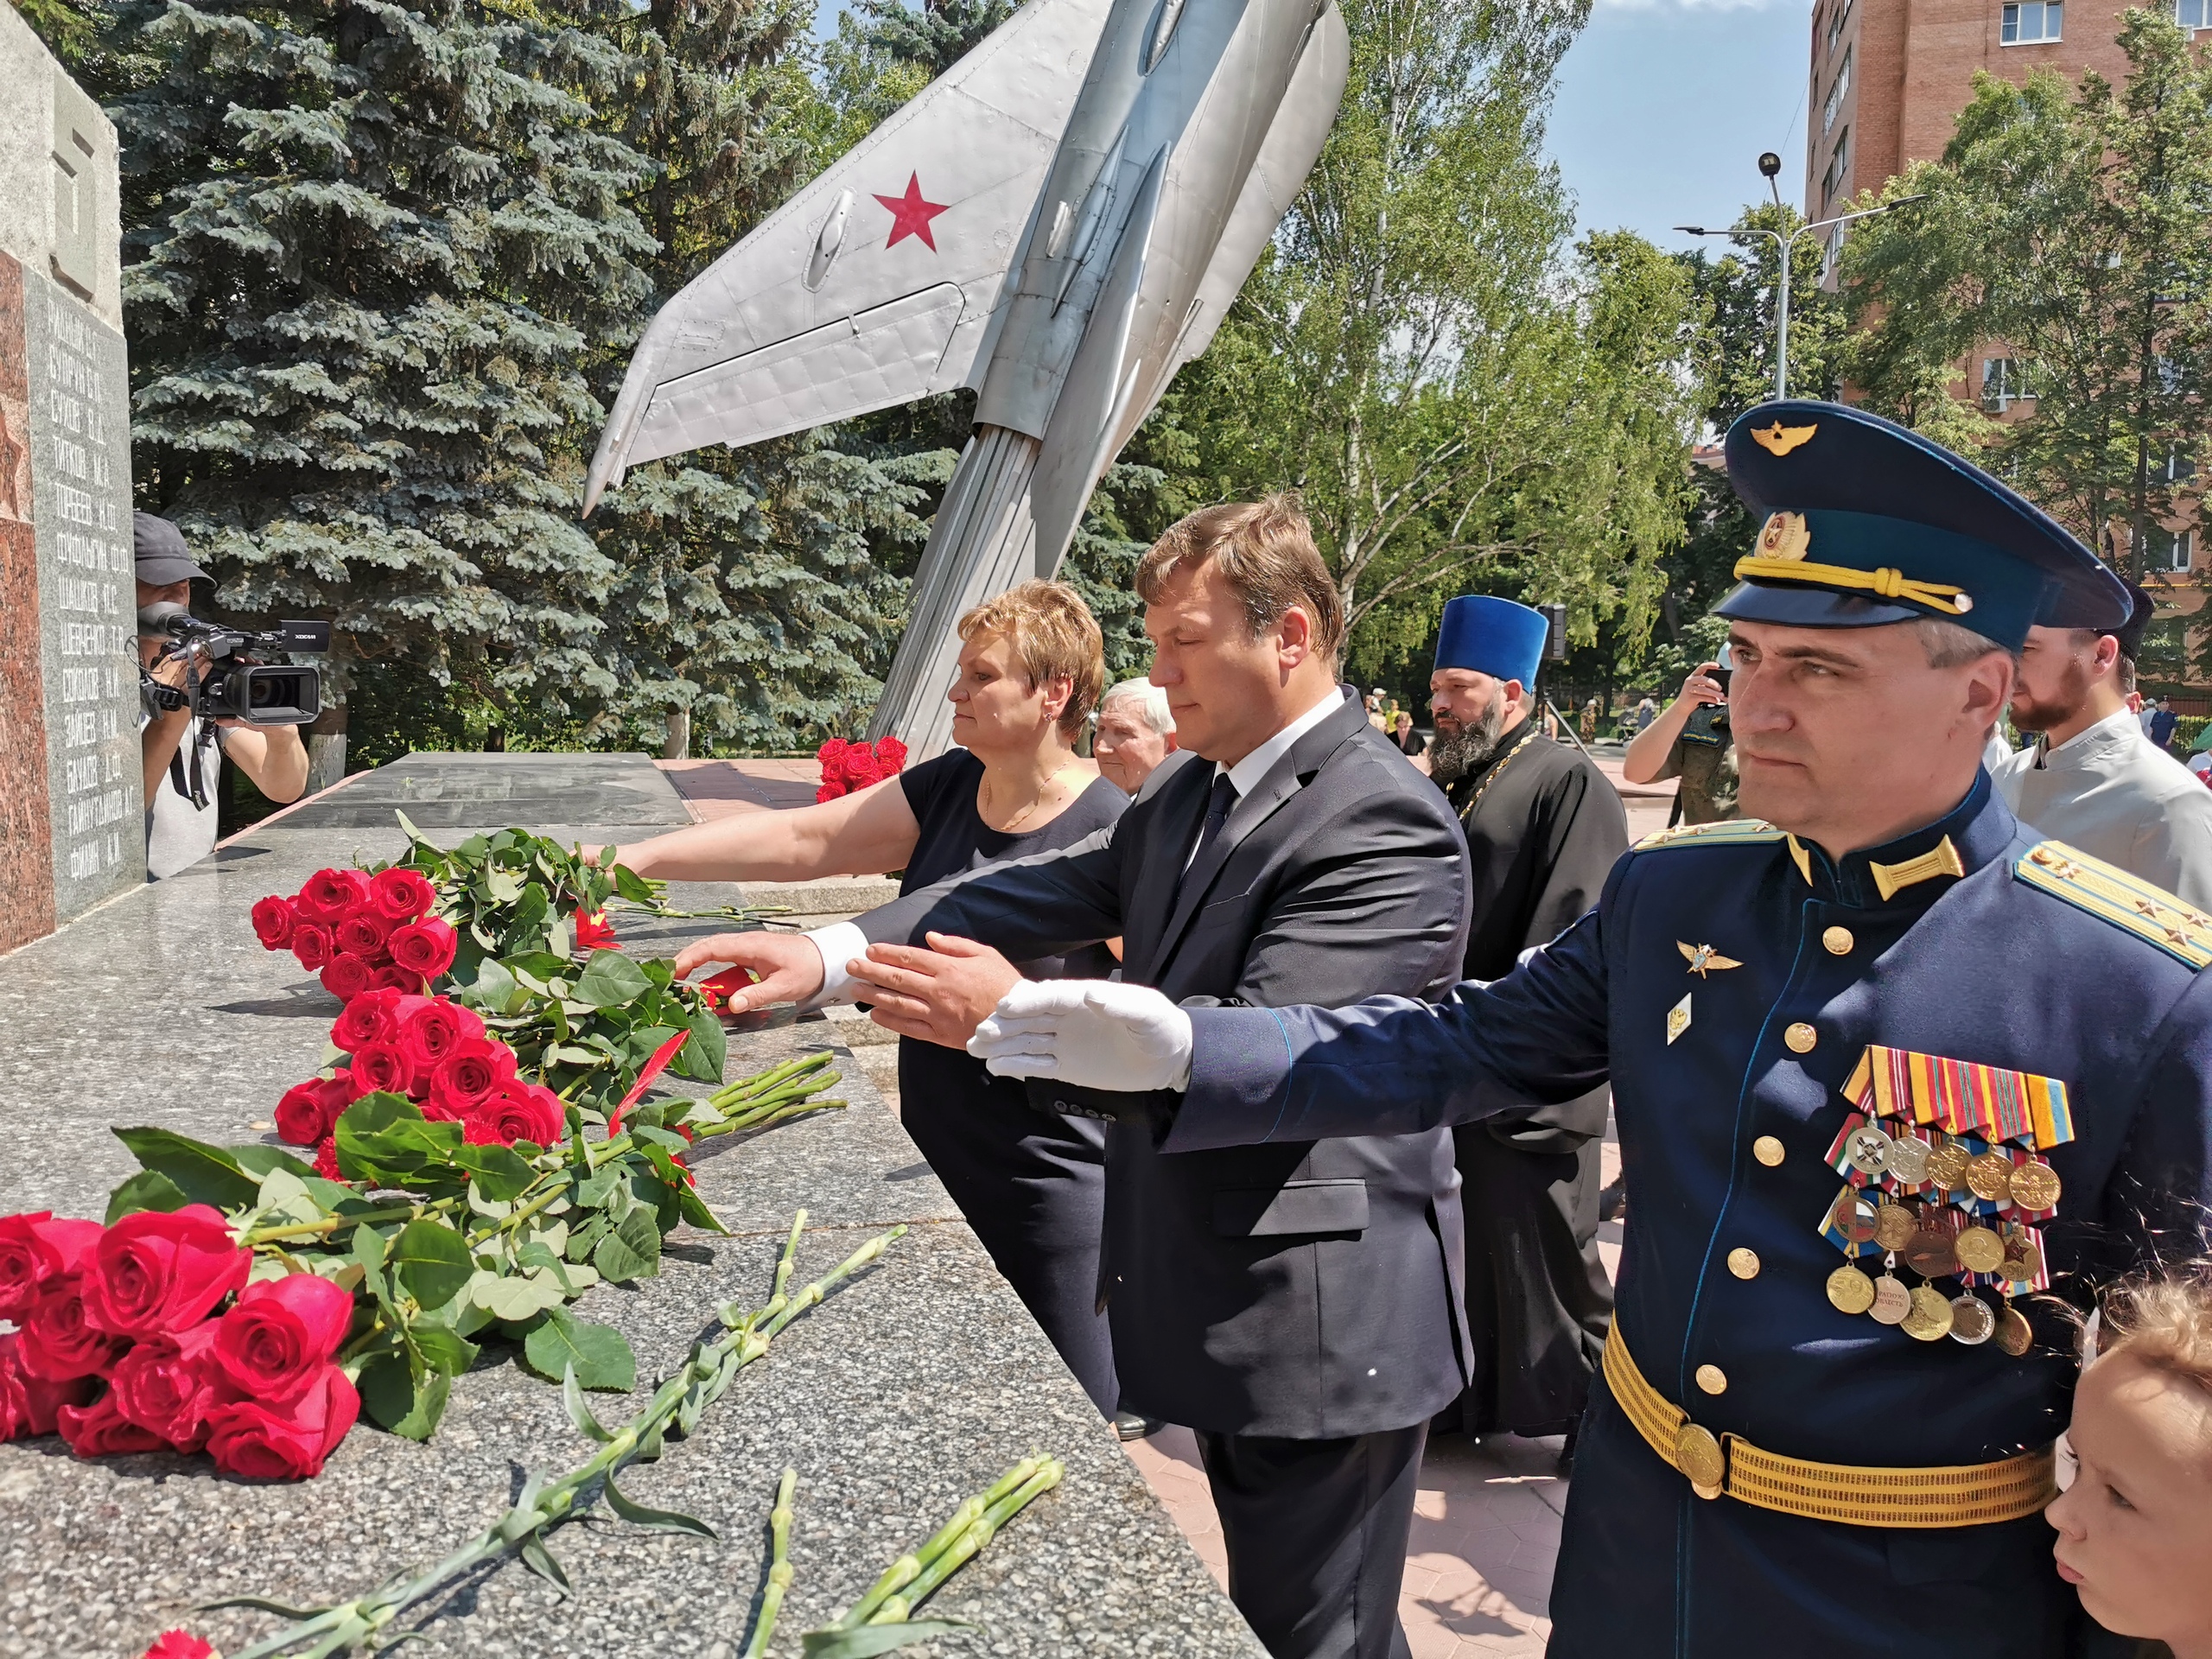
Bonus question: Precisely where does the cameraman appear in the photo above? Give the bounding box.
[136,513,309,879]
[1621,646,1740,826]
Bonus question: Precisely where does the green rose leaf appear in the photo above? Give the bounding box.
[111,1127,261,1211]
[523,1307,635,1392]
[592,1205,663,1284]
[454,1143,536,1203]
[392,1218,474,1311]
[406,1319,481,1376]
[573,949,655,1008]
[358,1351,451,1440]
[104,1168,188,1224]
[231,1144,319,1181]
[677,1001,726,1083]
[612,862,657,904]
[799,1623,978,1659]
[469,1268,567,1322]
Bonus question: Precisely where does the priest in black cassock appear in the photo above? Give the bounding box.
[1424,595,1624,1463]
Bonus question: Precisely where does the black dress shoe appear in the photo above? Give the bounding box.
[1113,1411,1162,1441]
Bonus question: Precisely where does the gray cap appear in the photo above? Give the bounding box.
[133,512,209,585]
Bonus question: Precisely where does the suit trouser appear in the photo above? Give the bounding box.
[1194,1421,1427,1659]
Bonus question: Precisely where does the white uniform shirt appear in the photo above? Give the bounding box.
[1993,707,2212,910]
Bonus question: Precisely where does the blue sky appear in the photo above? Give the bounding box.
[1546,0,1815,251]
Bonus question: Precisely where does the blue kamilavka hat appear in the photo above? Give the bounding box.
[1435,596,1549,690]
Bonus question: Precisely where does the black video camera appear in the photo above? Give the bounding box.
[138,602,331,726]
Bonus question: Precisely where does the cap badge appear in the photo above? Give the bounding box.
[1758,512,1812,562]
[1751,421,1818,456]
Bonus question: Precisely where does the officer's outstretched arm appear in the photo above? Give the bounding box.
[1160,905,1611,1153]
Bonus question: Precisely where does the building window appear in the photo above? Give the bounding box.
[2161,448,2197,485]
[1821,128,1852,205]
[1981,357,2034,411]
[2139,524,2195,572]
[2002,1,2062,42]
[1827,0,1855,54]
[1824,48,1853,136]
[2178,0,2210,29]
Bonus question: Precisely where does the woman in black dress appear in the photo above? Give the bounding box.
[613,582,1127,1415]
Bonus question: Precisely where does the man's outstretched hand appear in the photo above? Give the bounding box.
[671,931,826,1012]
[846,933,1020,1049]
[969,980,1194,1092]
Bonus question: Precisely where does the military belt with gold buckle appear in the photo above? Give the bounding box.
[1601,1328,2056,1528]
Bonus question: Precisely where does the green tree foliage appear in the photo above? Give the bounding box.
[107,0,660,736]
[1840,10,2212,579]
[1141,0,1694,683]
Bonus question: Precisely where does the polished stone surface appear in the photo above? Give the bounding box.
[272,753,694,830]
[0,805,1258,1659]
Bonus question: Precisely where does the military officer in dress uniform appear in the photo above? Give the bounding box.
[967,401,2212,1657]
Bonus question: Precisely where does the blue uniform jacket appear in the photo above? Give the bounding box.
[1171,772,2212,1656]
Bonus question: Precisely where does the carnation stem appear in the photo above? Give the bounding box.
[826,1457,1062,1633]
[739,1467,798,1659]
[215,1218,903,1659]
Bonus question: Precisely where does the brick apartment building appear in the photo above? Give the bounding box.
[1807,0,2212,690]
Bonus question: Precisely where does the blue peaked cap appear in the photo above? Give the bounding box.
[1435,595,1548,689]
[1716,400,2128,649]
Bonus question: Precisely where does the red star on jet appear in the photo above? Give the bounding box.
[874,173,950,251]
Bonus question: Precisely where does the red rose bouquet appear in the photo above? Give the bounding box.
[253,865,453,1004]
[814,735,909,803]
[0,1206,358,1479]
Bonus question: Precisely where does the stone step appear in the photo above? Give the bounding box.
[734,874,905,916]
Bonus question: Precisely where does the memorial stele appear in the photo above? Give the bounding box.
[0,3,147,954]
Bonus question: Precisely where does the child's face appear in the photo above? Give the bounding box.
[2048,1351,2212,1648]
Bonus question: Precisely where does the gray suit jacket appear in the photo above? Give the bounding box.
[854,691,1474,1438]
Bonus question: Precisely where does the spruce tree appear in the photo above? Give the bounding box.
[107,0,660,758]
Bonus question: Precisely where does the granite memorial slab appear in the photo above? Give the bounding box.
[0,812,1262,1658]
[270,753,695,831]
[0,9,148,950]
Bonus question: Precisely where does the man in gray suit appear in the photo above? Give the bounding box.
[678,499,1473,1659]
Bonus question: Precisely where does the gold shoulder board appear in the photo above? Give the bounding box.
[2013,841,2212,969]
[1633,818,1787,853]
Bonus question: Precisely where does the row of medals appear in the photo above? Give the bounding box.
[1822,1120,2059,1356]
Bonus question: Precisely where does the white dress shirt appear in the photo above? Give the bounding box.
[807,685,1348,1005]
[1993,706,2212,910]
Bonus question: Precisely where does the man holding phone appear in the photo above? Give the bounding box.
[1622,646,1739,824]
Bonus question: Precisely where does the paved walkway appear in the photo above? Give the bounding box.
[656,746,1646,1654]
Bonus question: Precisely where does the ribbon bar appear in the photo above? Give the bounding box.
[1841,1046,2074,1149]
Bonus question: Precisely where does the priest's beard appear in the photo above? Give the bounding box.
[1430,688,1511,786]
[2009,654,2093,736]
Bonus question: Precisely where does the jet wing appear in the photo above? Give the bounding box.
[584,0,1116,512]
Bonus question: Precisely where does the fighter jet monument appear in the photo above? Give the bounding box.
[583,0,1349,756]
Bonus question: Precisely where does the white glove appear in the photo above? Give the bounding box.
[969,978,1194,1091]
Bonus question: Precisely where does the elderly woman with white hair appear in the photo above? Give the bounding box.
[1091,677,1178,794]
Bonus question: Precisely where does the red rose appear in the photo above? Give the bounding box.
[429,1039,515,1116]
[574,910,617,951]
[84,1205,249,1341]
[274,1076,351,1147]
[334,910,392,959]
[0,1332,93,1439]
[0,1212,103,1320]
[817,736,850,776]
[397,998,481,1075]
[843,750,883,789]
[141,1632,216,1659]
[313,1137,343,1181]
[296,867,372,924]
[213,1274,354,1403]
[376,963,423,992]
[18,1277,126,1380]
[368,866,435,923]
[458,1109,504,1146]
[204,1363,359,1480]
[477,1080,565,1147]
[108,1322,222,1450]
[874,735,908,772]
[57,1389,167,1458]
[320,952,378,1001]
[813,781,843,803]
[346,1040,414,1098]
[289,925,334,970]
[250,895,297,950]
[387,918,457,979]
[332,987,404,1049]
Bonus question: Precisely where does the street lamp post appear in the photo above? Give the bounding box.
[1676,188,1928,401]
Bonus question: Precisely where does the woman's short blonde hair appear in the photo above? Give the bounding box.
[956,580,1106,741]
